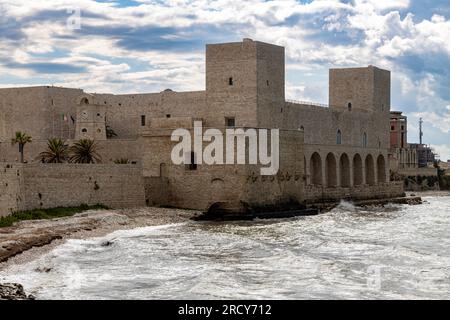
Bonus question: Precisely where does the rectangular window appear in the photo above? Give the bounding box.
[141,115,146,126]
[391,126,395,131]
[229,77,233,86]
[225,117,235,127]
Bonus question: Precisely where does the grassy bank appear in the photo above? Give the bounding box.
[0,204,108,228]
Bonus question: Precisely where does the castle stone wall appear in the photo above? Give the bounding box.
[0,163,23,217]
[0,163,145,216]
[0,86,83,141]
[304,182,404,203]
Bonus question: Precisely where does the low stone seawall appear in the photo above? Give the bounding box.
[303,182,405,203]
[398,167,438,177]
[0,163,146,217]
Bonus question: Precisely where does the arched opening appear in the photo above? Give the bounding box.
[377,155,386,183]
[211,178,225,201]
[80,97,89,105]
[353,154,363,186]
[348,102,352,111]
[340,153,350,187]
[205,201,237,218]
[365,154,375,186]
[325,153,337,187]
[310,152,322,186]
[336,130,342,145]
[363,132,368,147]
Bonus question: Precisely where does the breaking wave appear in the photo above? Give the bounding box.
[1,197,449,300]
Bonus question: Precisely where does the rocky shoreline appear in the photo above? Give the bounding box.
[0,283,35,300]
[0,207,199,300]
[0,207,199,269]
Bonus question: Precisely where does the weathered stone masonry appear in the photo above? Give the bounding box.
[0,163,145,217]
[0,38,404,214]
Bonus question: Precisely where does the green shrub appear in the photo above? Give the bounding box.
[0,204,108,228]
[114,158,129,164]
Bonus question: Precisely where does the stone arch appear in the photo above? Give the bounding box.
[365,154,375,186]
[210,178,227,203]
[340,153,350,187]
[310,152,322,185]
[353,154,363,186]
[80,97,90,105]
[377,155,386,183]
[325,153,337,187]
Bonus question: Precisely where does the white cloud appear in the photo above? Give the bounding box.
[355,0,410,11]
[433,144,450,162]
[413,112,450,134]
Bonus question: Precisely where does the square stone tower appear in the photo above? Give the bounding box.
[206,38,285,128]
[75,101,107,140]
[329,65,390,114]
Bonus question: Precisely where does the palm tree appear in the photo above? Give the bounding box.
[11,131,32,163]
[38,138,69,163]
[114,158,129,164]
[69,139,102,164]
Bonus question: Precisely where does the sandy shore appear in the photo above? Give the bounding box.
[0,207,199,271]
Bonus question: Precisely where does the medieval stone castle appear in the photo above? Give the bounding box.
[0,39,404,216]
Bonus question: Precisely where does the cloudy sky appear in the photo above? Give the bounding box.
[1,0,449,159]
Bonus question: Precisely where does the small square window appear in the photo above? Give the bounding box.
[225,117,235,127]
[166,114,171,118]
[391,126,395,131]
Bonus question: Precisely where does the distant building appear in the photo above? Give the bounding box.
[389,111,437,182]
[408,143,436,168]
[389,111,417,170]
[390,111,407,148]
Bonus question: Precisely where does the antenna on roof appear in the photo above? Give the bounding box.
[419,118,423,145]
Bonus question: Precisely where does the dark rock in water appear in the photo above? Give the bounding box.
[0,283,35,300]
[35,267,52,273]
[195,199,319,221]
[101,240,113,247]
